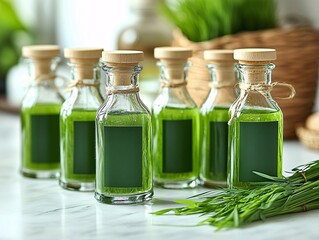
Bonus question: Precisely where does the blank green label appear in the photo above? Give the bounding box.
[74,121,95,174]
[31,115,60,164]
[210,121,228,178]
[239,121,278,182]
[104,126,142,188]
[163,120,193,173]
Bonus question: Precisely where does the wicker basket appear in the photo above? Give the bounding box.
[172,27,319,139]
[296,126,319,150]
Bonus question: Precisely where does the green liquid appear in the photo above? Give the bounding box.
[200,107,229,185]
[21,104,61,172]
[152,107,199,183]
[228,108,283,188]
[60,110,96,183]
[96,113,152,195]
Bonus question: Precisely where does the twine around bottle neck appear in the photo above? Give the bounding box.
[67,62,101,90]
[160,80,187,88]
[30,57,60,83]
[34,72,56,83]
[106,86,140,96]
[159,60,189,89]
[228,81,296,125]
[239,82,296,99]
[68,79,99,88]
[209,82,235,89]
[34,72,69,91]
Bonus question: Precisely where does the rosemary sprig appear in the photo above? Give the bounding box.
[152,160,319,230]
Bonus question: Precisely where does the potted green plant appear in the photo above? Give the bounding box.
[159,0,319,139]
[159,0,277,42]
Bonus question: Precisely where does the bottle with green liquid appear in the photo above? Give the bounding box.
[152,47,199,189]
[60,48,104,191]
[21,45,63,178]
[95,50,152,204]
[200,50,237,187]
[228,48,283,189]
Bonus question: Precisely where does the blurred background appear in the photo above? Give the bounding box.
[0,0,319,111]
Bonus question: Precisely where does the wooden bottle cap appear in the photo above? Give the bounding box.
[64,48,103,80]
[102,50,144,86]
[22,45,60,77]
[234,49,276,84]
[234,48,276,63]
[154,47,192,60]
[64,48,103,62]
[22,45,60,59]
[102,50,144,65]
[204,49,234,61]
[154,47,192,85]
[204,50,235,85]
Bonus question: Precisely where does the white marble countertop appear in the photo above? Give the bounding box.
[1,112,319,240]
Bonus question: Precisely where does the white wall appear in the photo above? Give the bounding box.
[13,0,131,49]
[55,0,131,49]
[277,0,319,29]
[13,0,319,49]
[10,0,319,110]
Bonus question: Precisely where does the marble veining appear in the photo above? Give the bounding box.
[0,112,319,240]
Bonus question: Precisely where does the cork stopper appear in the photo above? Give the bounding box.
[64,48,103,80]
[22,45,60,76]
[22,45,60,59]
[204,49,235,84]
[204,49,234,61]
[234,48,276,64]
[102,50,144,86]
[234,48,276,84]
[154,47,192,60]
[154,47,192,84]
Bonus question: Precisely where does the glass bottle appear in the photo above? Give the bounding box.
[21,45,63,178]
[200,50,237,187]
[228,48,283,189]
[95,50,152,204]
[152,47,199,189]
[117,0,172,81]
[60,48,104,191]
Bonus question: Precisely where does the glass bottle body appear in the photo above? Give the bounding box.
[152,62,199,189]
[95,66,153,204]
[200,64,237,187]
[60,65,104,191]
[117,3,171,81]
[228,64,283,189]
[21,58,64,178]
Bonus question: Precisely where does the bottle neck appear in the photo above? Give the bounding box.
[208,62,236,85]
[69,63,100,85]
[103,64,142,94]
[154,60,197,108]
[158,60,189,87]
[228,62,279,124]
[27,57,59,81]
[24,57,63,106]
[236,63,274,85]
[64,63,102,109]
[99,63,149,115]
[203,62,237,108]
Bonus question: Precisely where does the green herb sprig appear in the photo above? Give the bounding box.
[159,0,277,42]
[152,160,319,231]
